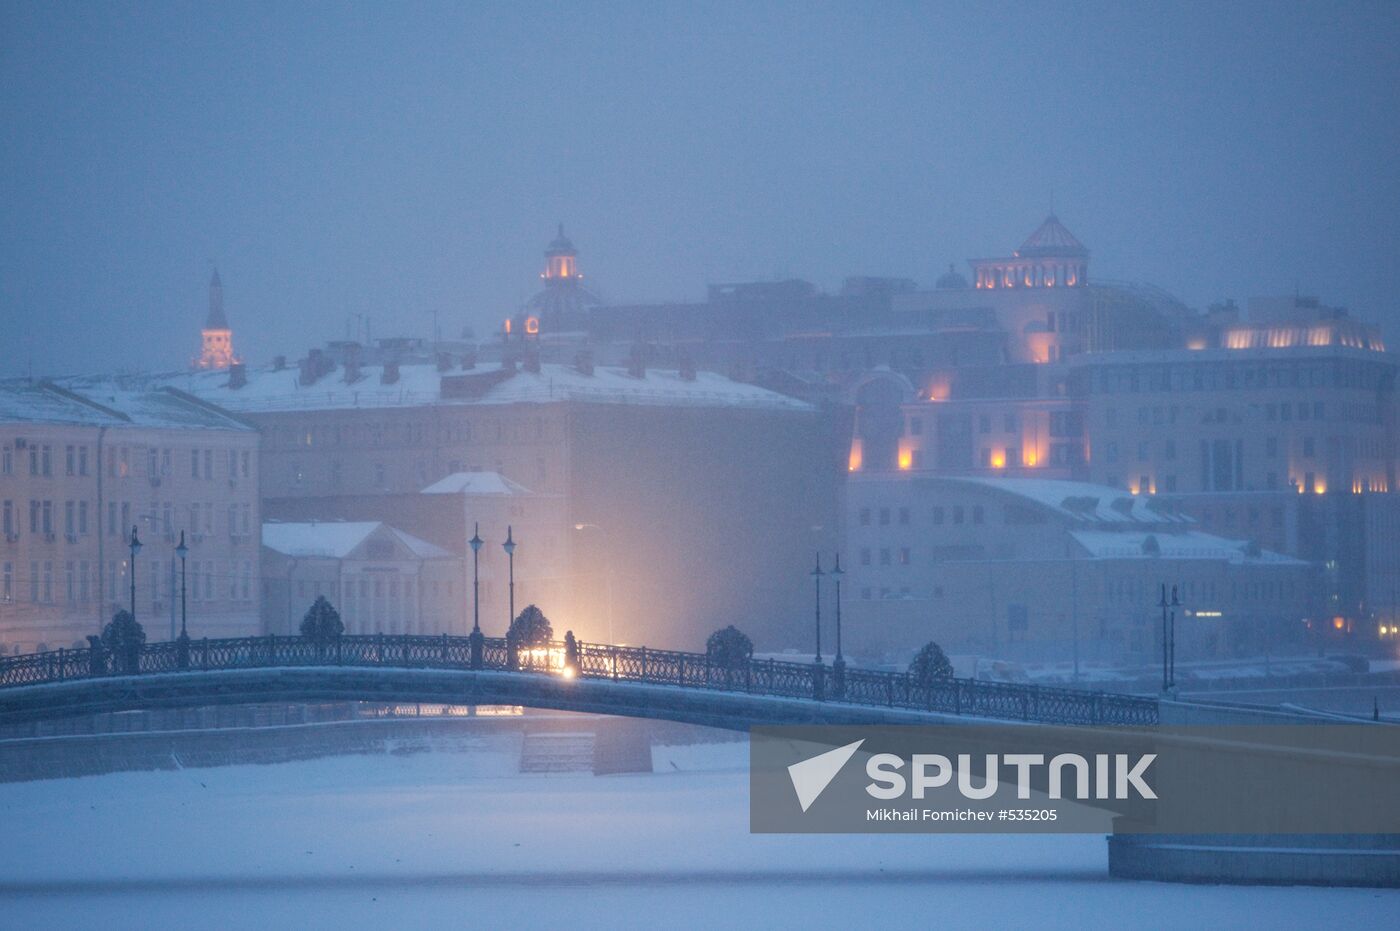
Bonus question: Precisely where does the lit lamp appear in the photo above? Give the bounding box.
[175,531,189,640]
[503,526,516,632]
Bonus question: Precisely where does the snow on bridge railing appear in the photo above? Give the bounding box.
[0,633,1158,726]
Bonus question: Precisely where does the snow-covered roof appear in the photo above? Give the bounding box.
[148,361,813,414]
[0,380,251,431]
[421,472,533,496]
[1070,530,1306,566]
[262,521,451,560]
[951,477,1192,525]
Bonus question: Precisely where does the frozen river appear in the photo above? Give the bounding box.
[0,737,1394,929]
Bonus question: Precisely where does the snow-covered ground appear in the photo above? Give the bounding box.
[0,737,1394,929]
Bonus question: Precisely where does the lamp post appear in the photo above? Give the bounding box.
[468,523,484,669]
[811,553,824,664]
[574,522,614,644]
[830,553,845,698]
[1168,584,1180,691]
[128,526,142,622]
[175,531,188,639]
[469,523,483,635]
[503,526,516,631]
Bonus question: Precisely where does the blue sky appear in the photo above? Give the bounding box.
[2,1,1398,374]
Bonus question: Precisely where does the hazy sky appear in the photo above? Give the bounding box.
[3,1,1399,376]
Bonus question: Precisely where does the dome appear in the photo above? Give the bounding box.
[1017,214,1088,258]
[935,263,969,290]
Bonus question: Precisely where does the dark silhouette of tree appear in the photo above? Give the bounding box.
[102,610,146,673]
[706,625,753,669]
[908,640,954,685]
[300,596,344,643]
[509,605,553,645]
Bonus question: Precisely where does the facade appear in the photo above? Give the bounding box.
[844,475,1314,663]
[260,471,569,637]
[155,358,840,651]
[0,381,261,652]
[260,521,460,636]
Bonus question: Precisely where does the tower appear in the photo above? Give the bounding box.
[195,269,237,370]
[515,225,601,336]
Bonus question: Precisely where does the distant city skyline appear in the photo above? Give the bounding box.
[3,2,1398,376]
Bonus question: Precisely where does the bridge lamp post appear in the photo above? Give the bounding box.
[811,553,824,664]
[503,526,517,631]
[128,526,142,623]
[175,531,188,639]
[469,524,483,635]
[830,553,845,698]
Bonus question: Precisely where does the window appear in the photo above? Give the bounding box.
[972,505,984,524]
[860,548,871,567]
[191,452,200,479]
[1137,442,1149,462]
[932,507,945,525]
[909,417,923,436]
[898,507,910,525]
[1266,436,1279,457]
[1106,442,1118,464]
[952,506,965,525]
[203,450,213,480]
[878,508,890,526]
[1005,412,1018,433]
[899,547,911,565]
[859,507,871,526]
[1303,437,1315,458]
[879,548,891,566]
[65,446,75,476]
[978,415,991,434]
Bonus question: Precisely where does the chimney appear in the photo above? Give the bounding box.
[272,355,287,372]
[574,349,594,376]
[381,360,400,384]
[227,363,248,390]
[461,351,477,370]
[678,353,697,382]
[436,352,452,373]
[627,343,646,379]
[300,348,332,386]
[523,346,541,373]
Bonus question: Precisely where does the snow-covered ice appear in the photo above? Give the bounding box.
[0,737,1394,929]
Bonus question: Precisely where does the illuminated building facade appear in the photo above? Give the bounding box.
[160,357,836,650]
[195,270,237,371]
[0,380,262,652]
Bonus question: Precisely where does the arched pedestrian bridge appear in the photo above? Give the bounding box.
[0,633,1159,730]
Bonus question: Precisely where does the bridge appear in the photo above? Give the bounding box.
[0,632,1159,729]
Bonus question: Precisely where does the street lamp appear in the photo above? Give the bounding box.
[503,526,516,632]
[175,531,189,639]
[469,523,483,635]
[830,554,844,666]
[811,553,824,664]
[573,522,614,644]
[128,526,142,622]
[1158,583,1180,693]
[1168,584,1180,691]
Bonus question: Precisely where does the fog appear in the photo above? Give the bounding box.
[3,2,1399,375]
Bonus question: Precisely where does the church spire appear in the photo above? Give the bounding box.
[194,267,236,370]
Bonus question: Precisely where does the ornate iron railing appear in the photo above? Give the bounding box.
[0,634,1158,726]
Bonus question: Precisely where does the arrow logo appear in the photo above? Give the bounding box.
[787,739,865,812]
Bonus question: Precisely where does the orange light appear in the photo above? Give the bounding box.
[1185,338,1206,351]
[898,448,913,471]
[847,440,862,472]
[990,450,1006,469]
[1023,450,1039,468]
[1314,479,1327,495]
[525,316,540,335]
[1332,617,1346,631]
[504,318,512,335]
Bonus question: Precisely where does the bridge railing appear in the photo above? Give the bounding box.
[0,633,1158,726]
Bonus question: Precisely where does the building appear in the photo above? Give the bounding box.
[260,521,460,636]
[0,380,261,652]
[844,475,1314,663]
[195,269,237,370]
[154,358,840,651]
[260,471,568,637]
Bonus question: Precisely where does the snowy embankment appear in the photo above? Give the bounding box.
[0,738,1394,929]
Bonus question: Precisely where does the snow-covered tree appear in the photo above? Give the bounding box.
[706,625,753,669]
[102,610,146,673]
[908,640,954,685]
[509,605,553,645]
[300,596,344,643]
